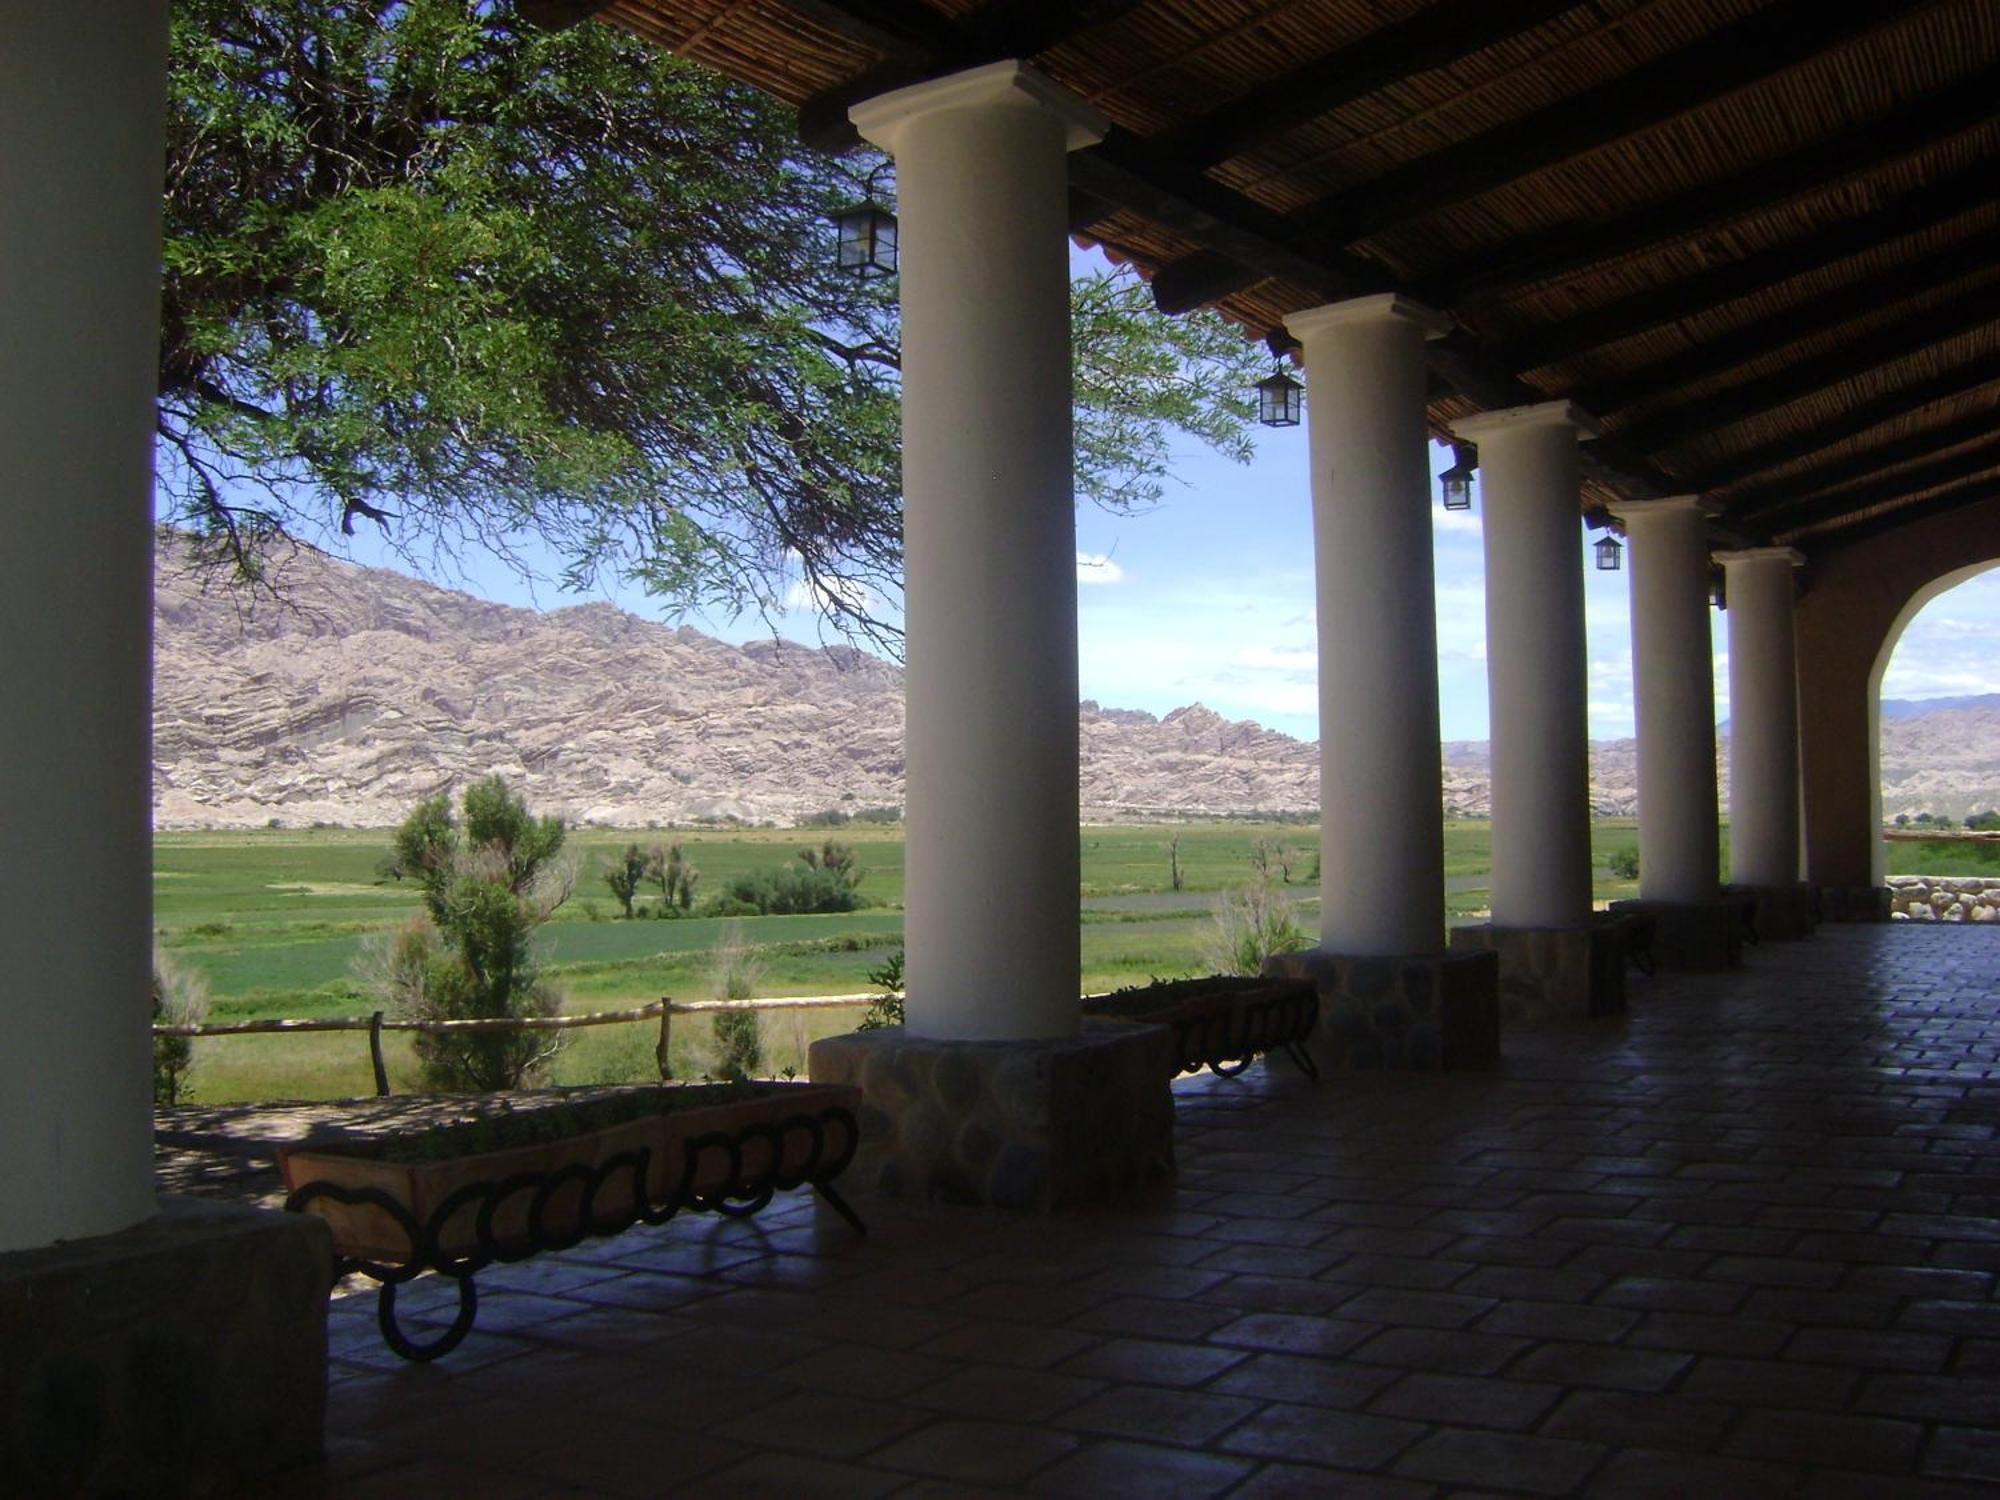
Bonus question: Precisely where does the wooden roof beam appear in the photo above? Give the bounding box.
[1495,164,2000,374]
[790,0,1140,150]
[1793,478,2000,552]
[1738,431,2000,532]
[1151,0,1911,315]
[1148,0,1584,172]
[1682,351,2000,490]
[1427,63,2000,310]
[1613,280,2000,457]
[1578,227,2000,416]
[1720,406,2000,516]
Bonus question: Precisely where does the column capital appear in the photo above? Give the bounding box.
[1607,493,1713,528]
[1450,400,1600,443]
[1714,546,1805,569]
[850,60,1108,154]
[1285,294,1450,343]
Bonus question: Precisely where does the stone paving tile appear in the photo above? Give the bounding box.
[262,925,2000,1497]
[1392,1427,1606,1496]
[1025,1438,1256,1498]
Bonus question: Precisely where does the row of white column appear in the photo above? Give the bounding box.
[847,63,1817,1032]
[0,47,1812,1252]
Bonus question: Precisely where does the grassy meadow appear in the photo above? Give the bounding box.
[159,819,1660,1103]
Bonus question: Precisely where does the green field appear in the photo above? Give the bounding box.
[158,818,1666,1102]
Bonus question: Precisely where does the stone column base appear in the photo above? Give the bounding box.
[1,1196,331,1499]
[1817,884,1892,923]
[1261,947,1500,1071]
[1608,897,1744,970]
[1725,882,1819,940]
[807,1019,1175,1211]
[1449,921,1626,1025]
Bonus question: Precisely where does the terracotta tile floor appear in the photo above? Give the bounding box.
[276,923,2000,1498]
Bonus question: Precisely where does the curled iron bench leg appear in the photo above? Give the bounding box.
[288,1106,868,1362]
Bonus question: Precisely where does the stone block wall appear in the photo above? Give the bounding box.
[1887,875,2000,923]
[809,1020,1175,1211]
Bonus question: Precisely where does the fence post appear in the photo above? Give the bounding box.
[369,1010,390,1097]
[656,1002,673,1082]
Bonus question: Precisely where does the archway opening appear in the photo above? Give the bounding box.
[1870,563,2000,889]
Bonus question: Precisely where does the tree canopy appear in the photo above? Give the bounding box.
[160,0,1267,642]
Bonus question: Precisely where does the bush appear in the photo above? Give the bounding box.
[151,948,209,1106]
[363,776,572,1093]
[1203,881,1306,976]
[708,922,763,1080]
[858,945,905,1031]
[718,850,866,915]
[1607,846,1641,880]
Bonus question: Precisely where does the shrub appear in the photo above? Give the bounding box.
[718,851,866,915]
[858,945,905,1031]
[708,922,763,1080]
[364,776,572,1093]
[1607,846,1641,880]
[1203,881,1306,976]
[603,842,647,918]
[151,948,209,1106]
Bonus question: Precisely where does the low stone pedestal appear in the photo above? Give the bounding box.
[1819,884,1892,923]
[808,1020,1175,1211]
[1,1196,331,1500]
[1726,882,1819,941]
[1608,897,1744,971]
[1261,948,1500,1071]
[1449,921,1626,1025]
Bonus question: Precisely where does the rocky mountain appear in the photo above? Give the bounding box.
[152,542,2000,827]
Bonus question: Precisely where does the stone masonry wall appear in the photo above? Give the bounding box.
[1888,875,2000,923]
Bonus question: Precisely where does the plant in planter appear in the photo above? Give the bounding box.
[281,1079,864,1361]
[1082,974,1319,1080]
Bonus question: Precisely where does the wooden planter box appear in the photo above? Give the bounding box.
[1082,975,1319,1079]
[280,1081,863,1360]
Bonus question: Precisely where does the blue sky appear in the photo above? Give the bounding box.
[311,241,2000,742]
[334,417,2000,745]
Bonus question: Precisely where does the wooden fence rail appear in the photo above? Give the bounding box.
[153,993,881,1097]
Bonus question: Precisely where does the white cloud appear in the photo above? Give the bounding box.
[783,572,874,615]
[1432,508,1484,537]
[1076,551,1125,585]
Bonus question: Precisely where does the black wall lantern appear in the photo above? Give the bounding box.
[834,166,897,278]
[1595,534,1623,571]
[1439,444,1475,511]
[1256,366,1302,427]
[1709,567,1727,609]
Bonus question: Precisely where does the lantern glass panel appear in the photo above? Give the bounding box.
[1441,471,1473,511]
[1595,535,1623,571]
[836,203,897,277]
[1256,372,1301,427]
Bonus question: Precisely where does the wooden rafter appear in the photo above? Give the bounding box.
[1720,406,2000,517]
[1150,0,1915,316]
[1428,64,2000,309]
[789,0,1140,149]
[1614,281,2000,458]
[1578,228,2000,417]
[1495,165,2000,374]
[1739,432,2000,532]
[1683,351,2000,490]
[1146,0,1583,172]
[1794,478,2000,552]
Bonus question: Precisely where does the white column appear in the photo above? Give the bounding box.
[1612,496,1722,903]
[852,64,1105,1041]
[1451,403,1598,928]
[1286,296,1450,955]
[1718,548,1805,887]
[0,3,168,1250]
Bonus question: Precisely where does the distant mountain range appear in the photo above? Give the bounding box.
[152,541,2000,827]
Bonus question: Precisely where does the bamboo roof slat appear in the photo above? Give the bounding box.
[598,0,2000,549]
